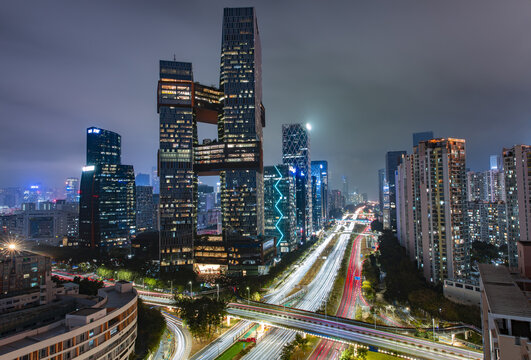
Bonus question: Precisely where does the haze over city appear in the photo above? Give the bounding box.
[2,0,531,197]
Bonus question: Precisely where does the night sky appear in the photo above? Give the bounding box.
[1,1,531,199]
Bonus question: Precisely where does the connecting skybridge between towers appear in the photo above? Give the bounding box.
[194,140,263,175]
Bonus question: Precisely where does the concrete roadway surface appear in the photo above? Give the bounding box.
[228,303,482,360]
[240,219,356,360]
[159,311,192,360]
[309,223,370,360]
[194,214,355,360]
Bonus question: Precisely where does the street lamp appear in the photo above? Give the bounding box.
[216,284,220,301]
[246,287,250,305]
[189,281,193,298]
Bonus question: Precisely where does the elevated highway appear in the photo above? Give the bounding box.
[227,302,482,360]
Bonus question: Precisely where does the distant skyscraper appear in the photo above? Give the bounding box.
[136,185,154,232]
[264,165,297,253]
[311,161,328,230]
[330,190,344,212]
[86,127,120,165]
[64,177,79,203]
[197,184,219,233]
[79,127,136,250]
[151,166,159,194]
[466,171,485,202]
[503,145,531,267]
[378,169,385,214]
[396,139,468,283]
[23,184,41,204]
[412,131,434,147]
[282,124,312,240]
[342,175,349,203]
[135,173,150,186]
[490,154,502,171]
[385,151,406,231]
[0,187,22,208]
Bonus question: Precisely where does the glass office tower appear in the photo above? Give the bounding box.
[385,150,407,231]
[264,165,297,254]
[157,61,197,266]
[311,160,328,231]
[220,7,265,240]
[282,124,312,240]
[79,127,136,250]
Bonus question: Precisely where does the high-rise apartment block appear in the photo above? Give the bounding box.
[503,145,531,267]
[264,165,297,253]
[79,127,136,250]
[466,200,507,247]
[396,139,468,283]
[282,124,312,240]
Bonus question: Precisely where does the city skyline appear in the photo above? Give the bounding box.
[2,1,531,199]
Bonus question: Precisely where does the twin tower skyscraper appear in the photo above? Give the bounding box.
[157,8,265,266]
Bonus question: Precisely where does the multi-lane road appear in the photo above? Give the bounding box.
[160,311,191,360]
[239,216,357,360]
[309,223,370,359]
[227,303,482,360]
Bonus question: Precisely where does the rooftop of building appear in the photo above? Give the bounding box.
[0,283,136,356]
[0,249,44,261]
[69,307,104,316]
[479,263,531,319]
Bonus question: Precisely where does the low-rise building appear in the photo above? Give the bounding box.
[0,281,137,360]
[479,241,531,359]
[443,278,480,306]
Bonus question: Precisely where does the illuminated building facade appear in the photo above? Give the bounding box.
[264,165,297,254]
[282,124,312,240]
[157,61,222,266]
[396,139,468,284]
[378,168,385,215]
[136,185,154,233]
[503,145,531,267]
[157,7,265,269]
[311,161,328,231]
[79,127,136,250]
[466,200,507,247]
[220,7,265,242]
[385,150,406,231]
[65,177,79,202]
